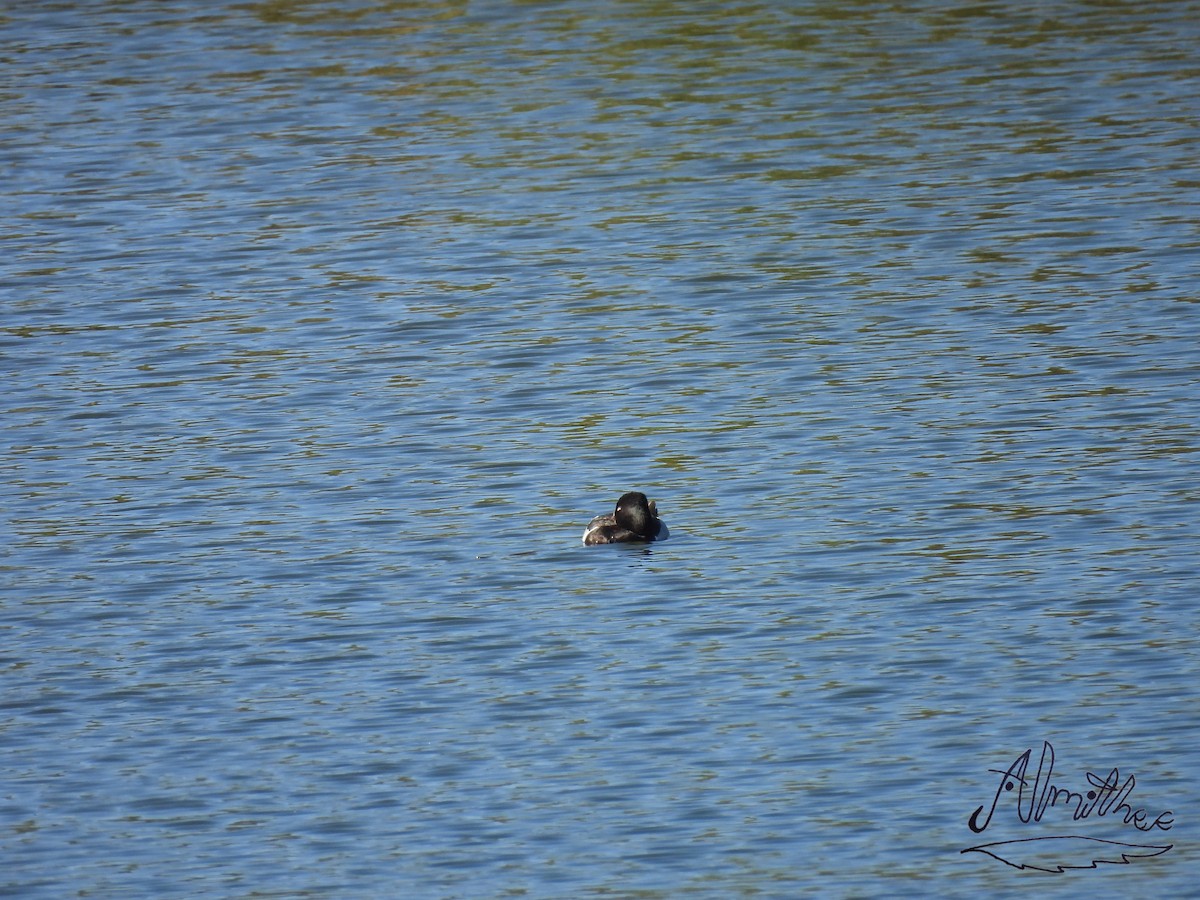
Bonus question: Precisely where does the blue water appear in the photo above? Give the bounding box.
[3,2,1199,896]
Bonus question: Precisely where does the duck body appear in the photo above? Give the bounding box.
[582,491,666,545]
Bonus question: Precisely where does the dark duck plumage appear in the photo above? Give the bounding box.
[582,491,666,545]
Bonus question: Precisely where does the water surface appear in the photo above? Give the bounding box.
[3,2,1199,897]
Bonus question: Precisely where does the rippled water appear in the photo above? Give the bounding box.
[4,2,1199,897]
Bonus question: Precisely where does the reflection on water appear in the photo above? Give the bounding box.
[3,2,1198,897]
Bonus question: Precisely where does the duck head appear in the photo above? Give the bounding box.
[613,491,659,539]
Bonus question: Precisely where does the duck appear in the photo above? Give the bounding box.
[582,491,667,545]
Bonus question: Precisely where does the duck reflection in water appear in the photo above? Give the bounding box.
[582,491,668,545]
